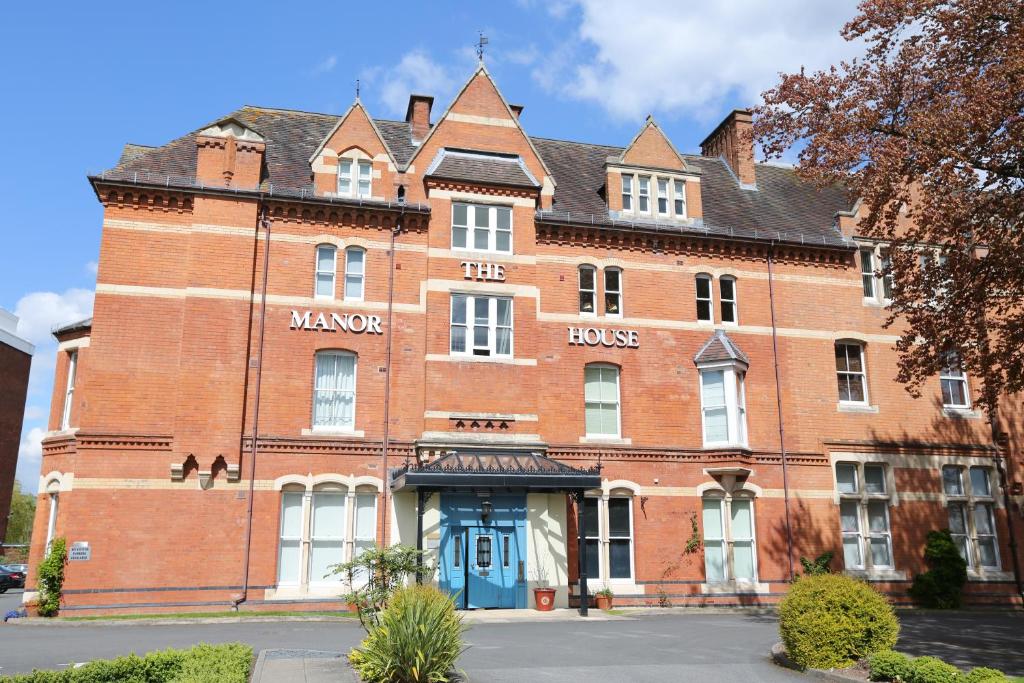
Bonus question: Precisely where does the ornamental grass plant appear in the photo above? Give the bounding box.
[778,573,899,670]
[349,585,466,683]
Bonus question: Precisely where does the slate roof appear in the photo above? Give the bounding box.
[426,149,539,189]
[693,330,750,366]
[98,105,855,249]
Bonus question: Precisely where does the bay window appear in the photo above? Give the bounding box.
[699,364,747,448]
[344,247,365,301]
[835,462,895,572]
[313,351,357,430]
[943,465,1000,570]
[450,294,513,358]
[451,203,512,254]
[315,244,336,299]
[703,494,758,584]
[584,364,621,438]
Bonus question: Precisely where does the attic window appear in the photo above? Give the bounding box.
[338,159,372,199]
[616,170,688,220]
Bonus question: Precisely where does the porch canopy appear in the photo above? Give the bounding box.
[389,449,602,492]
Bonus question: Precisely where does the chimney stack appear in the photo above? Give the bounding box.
[509,104,524,120]
[406,94,434,143]
[700,109,756,187]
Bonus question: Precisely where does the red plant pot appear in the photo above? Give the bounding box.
[533,588,556,611]
[595,595,613,611]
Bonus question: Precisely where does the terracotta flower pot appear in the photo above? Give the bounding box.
[533,587,556,611]
[595,594,613,610]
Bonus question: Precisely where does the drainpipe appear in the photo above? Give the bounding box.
[235,206,272,609]
[768,243,796,581]
[380,208,405,547]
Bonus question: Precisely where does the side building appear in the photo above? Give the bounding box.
[0,309,34,551]
[28,66,1023,614]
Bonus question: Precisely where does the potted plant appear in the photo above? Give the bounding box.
[595,586,614,611]
[531,565,556,611]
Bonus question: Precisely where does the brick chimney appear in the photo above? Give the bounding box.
[195,119,265,188]
[700,109,756,187]
[406,94,434,143]
[509,104,524,120]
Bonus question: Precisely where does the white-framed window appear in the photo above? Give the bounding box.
[450,294,513,358]
[344,247,365,301]
[638,176,650,213]
[277,487,378,587]
[836,462,894,571]
[621,175,633,212]
[60,350,78,431]
[312,351,357,430]
[696,274,713,322]
[604,268,622,316]
[719,276,737,324]
[338,159,373,198]
[657,178,669,215]
[860,247,877,299]
[860,245,893,303]
[940,354,971,409]
[44,492,59,554]
[703,493,758,583]
[673,179,686,216]
[583,494,635,583]
[584,364,621,438]
[579,265,596,315]
[698,364,747,447]
[943,464,1000,569]
[451,203,512,254]
[315,244,336,299]
[835,342,868,404]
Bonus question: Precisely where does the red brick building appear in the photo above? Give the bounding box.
[0,309,33,551]
[29,66,1024,613]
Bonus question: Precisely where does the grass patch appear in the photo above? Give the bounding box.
[61,609,357,622]
[0,642,252,682]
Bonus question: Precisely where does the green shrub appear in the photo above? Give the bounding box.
[0,643,252,682]
[963,667,1011,683]
[778,573,899,669]
[799,551,835,576]
[906,656,960,683]
[349,585,466,683]
[37,538,67,617]
[330,544,432,632]
[869,650,914,681]
[909,530,968,609]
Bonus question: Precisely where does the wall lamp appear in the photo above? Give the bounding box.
[481,499,493,524]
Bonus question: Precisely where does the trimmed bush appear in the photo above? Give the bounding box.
[0,643,252,682]
[349,585,466,683]
[909,530,968,609]
[778,573,899,669]
[906,656,960,683]
[963,668,1011,683]
[869,650,914,681]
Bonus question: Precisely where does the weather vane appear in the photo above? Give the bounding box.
[476,31,488,62]
[355,79,360,99]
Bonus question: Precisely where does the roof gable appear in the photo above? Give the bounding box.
[619,116,686,171]
[694,330,749,366]
[307,100,396,167]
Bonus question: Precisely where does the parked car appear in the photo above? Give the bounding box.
[0,565,26,592]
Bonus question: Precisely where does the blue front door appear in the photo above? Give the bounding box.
[467,526,518,608]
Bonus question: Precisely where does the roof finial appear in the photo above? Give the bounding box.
[476,31,489,62]
[355,78,360,100]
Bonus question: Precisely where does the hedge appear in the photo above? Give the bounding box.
[0,643,253,683]
[868,650,1014,682]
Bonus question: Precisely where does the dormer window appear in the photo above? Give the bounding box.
[621,176,633,211]
[615,170,688,220]
[638,176,651,213]
[674,180,686,216]
[338,158,372,198]
[657,179,669,215]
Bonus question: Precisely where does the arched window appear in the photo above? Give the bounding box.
[604,268,623,316]
[835,341,868,405]
[315,244,336,299]
[344,247,365,301]
[578,265,596,314]
[313,350,356,430]
[584,363,621,438]
[695,274,713,322]
[719,276,737,324]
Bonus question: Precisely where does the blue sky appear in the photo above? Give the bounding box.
[0,0,859,492]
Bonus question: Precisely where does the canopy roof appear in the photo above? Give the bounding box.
[390,449,601,492]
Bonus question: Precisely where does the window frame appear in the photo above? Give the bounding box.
[578,265,597,316]
[337,156,373,198]
[860,244,893,304]
[344,247,366,302]
[637,176,651,214]
[702,491,759,585]
[314,244,337,300]
[621,175,633,212]
[60,350,78,431]
[695,274,713,323]
[584,363,622,439]
[698,363,748,448]
[584,493,636,585]
[656,177,669,216]
[673,179,686,217]
[942,464,1000,570]
[311,350,358,431]
[451,202,513,255]
[449,293,514,359]
[604,267,623,317]
[719,276,738,325]
[835,342,869,405]
[835,461,896,572]
[940,356,971,409]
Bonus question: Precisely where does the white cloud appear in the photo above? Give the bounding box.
[362,51,461,117]
[543,0,861,121]
[15,427,45,494]
[311,54,338,75]
[14,287,94,346]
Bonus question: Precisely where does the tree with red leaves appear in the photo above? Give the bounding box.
[754,0,1024,416]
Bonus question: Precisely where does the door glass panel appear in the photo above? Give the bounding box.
[453,533,462,569]
[503,534,511,568]
[476,534,492,569]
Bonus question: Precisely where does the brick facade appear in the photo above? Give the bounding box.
[28,66,1023,614]
[0,310,33,550]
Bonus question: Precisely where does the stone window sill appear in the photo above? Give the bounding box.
[844,568,907,581]
[967,569,1014,582]
[701,580,770,595]
[943,407,981,420]
[837,402,879,414]
[302,427,365,438]
[580,436,632,446]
